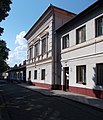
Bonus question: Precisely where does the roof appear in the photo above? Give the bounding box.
[5,65,26,73]
[24,4,76,40]
[57,0,103,33]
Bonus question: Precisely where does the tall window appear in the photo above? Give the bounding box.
[96,16,103,37]
[96,63,103,85]
[41,69,45,80]
[76,26,86,44]
[76,65,86,84]
[42,37,47,54]
[28,71,31,79]
[19,72,22,80]
[34,42,39,57]
[34,70,37,79]
[62,34,69,49]
[29,47,33,59]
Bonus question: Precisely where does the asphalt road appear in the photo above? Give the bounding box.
[0,82,103,120]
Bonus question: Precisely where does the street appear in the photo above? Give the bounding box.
[0,81,103,120]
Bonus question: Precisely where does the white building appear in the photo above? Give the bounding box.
[24,4,76,89]
[57,0,103,99]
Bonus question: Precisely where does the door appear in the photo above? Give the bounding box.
[28,71,32,84]
[63,67,69,91]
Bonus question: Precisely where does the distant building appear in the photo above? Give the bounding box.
[56,0,103,99]
[24,4,76,89]
[2,72,8,79]
[4,61,26,82]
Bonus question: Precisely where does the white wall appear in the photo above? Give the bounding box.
[26,14,53,85]
[26,62,52,84]
[61,53,103,90]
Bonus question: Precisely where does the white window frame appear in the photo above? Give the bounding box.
[34,70,37,80]
[96,15,103,37]
[76,65,86,84]
[29,46,33,59]
[41,35,48,55]
[76,25,86,44]
[62,34,69,49]
[96,63,103,85]
[41,69,45,80]
[34,41,40,58]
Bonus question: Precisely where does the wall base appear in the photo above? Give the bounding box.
[68,86,103,99]
[32,82,61,90]
[31,82,103,99]
[32,82,52,89]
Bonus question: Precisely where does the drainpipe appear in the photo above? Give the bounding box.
[51,5,56,89]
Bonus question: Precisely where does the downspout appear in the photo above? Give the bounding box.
[51,5,56,89]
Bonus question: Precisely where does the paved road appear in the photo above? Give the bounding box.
[0,82,103,120]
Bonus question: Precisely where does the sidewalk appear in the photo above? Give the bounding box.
[19,83,103,111]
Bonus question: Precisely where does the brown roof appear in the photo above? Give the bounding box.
[24,4,76,40]
[57,0,103,33]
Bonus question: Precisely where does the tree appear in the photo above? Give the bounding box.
[0,0,12,22]
[0,27,4,36]
[0,0,12,74]
[14,64,18,68]
[0,40,10,73]
[0,0,12,35]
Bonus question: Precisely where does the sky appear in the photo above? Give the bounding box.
[0,0,97,67]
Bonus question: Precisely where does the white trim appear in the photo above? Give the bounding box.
[61,51,103,62]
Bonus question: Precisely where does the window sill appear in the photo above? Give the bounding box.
[62,47,69,50]
[77,82,86,85]
[95,34,103,38]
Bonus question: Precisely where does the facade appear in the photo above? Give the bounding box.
[57,1,103,99]
[25,1,103,99]
[24,5,76,89]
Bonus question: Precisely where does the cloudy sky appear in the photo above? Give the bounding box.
[1,0,96,67]
[7,31,27,66]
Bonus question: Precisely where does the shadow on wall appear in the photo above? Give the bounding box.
[92,67,103,99]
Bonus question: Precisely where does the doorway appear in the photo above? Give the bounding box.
[63,67,69,91]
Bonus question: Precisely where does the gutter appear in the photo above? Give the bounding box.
[51,5,56,89]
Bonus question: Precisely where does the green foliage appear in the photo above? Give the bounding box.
[0,27,4,36]
[0,0,12,72]
[0,57,9,72]
[0,0,12,22]
[14,64,18,68]
[0,0,12,35]
[0,40,10,72]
